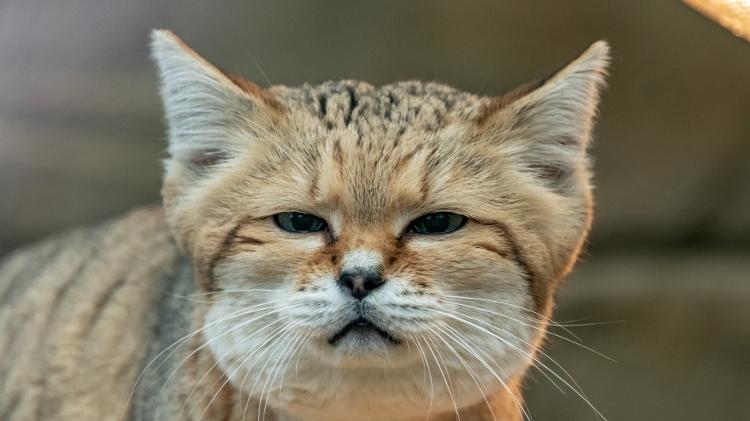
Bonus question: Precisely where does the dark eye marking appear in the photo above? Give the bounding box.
[408,212,467,235]
[480,221,546,312]
[273,212,328,233]
[473,242,509,258]
[236,236,264,245]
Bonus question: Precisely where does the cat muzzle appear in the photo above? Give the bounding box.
[327,316,400,346]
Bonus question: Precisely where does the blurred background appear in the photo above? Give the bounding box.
[1,0,748,419]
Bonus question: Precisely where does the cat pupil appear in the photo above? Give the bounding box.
[424,214,449,231]
[292,213,316,230]
[412,212,466,234]
[275,212,326,233]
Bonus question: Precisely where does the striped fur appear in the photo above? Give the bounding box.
[0,30,608,421]
[0,207,179,420]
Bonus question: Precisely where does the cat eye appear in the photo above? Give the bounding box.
[409,212,467,235]
[274,212,327,233]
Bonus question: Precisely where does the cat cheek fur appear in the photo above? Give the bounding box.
[201,227,540,419]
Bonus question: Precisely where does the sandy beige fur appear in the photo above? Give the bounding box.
[0,30,608,421]
[0,207,178,420]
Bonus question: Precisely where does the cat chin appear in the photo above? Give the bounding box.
[217,325,531,420]
[307,333,419,369]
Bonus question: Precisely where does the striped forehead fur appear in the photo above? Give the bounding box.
[271,80,488,135]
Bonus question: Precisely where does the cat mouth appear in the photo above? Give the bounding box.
[327,317,401,346]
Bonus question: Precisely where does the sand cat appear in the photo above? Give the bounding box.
[0,30,608,421]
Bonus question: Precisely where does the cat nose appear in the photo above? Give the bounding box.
[338,270,385,300]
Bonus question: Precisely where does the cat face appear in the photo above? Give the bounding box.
[151,30,607,417]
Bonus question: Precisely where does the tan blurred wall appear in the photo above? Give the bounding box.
[2,0,750,252]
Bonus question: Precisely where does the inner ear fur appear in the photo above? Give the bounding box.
[150,29,286,170]
[475,41,610,192]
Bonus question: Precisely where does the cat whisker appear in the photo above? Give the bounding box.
[155,304,300,393]
[245,325,300,421]
[436,322,534,420]
[199,321,296,421]
[423,307,607,421]
[450,308,583,395]
[444,293,620,341]
[419,329,461,421]
[442,299,616,363]
[407,334,434,419]
[162,305,302,413]
[550,320,626,328]
[259,327,306,421]
[436,320,532,420]
[439,298,610,402]
[418,321,498,421]
[293,332,315,380]
[248,53,274,87]
[267,328,313,419]
[280,330,312,386]
[178,317,288,417]
[443,293,570,331]
[445,293,610,359]
[431,308,577,393]
[128,298,293,405]
[206,104,287,147]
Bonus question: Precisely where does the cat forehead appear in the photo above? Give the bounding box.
[270,80,489,134]
[236,81,498,221]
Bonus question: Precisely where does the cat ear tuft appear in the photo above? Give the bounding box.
[150,29,283,172]
[478,41,610,193]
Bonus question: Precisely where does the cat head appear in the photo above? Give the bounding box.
[151,29,608,417]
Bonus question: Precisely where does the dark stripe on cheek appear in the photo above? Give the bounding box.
[206,221,267,291]
[206,224,242,292]
[473,243,509,259]
[490,223,546,313]
[236,236,264,245]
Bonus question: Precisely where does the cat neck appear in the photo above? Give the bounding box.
[247,379,525,421]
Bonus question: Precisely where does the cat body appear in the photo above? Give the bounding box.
[0,30,608,420]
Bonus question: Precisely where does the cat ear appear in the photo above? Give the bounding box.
[150,29,284,171]
[477,41,610,193]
